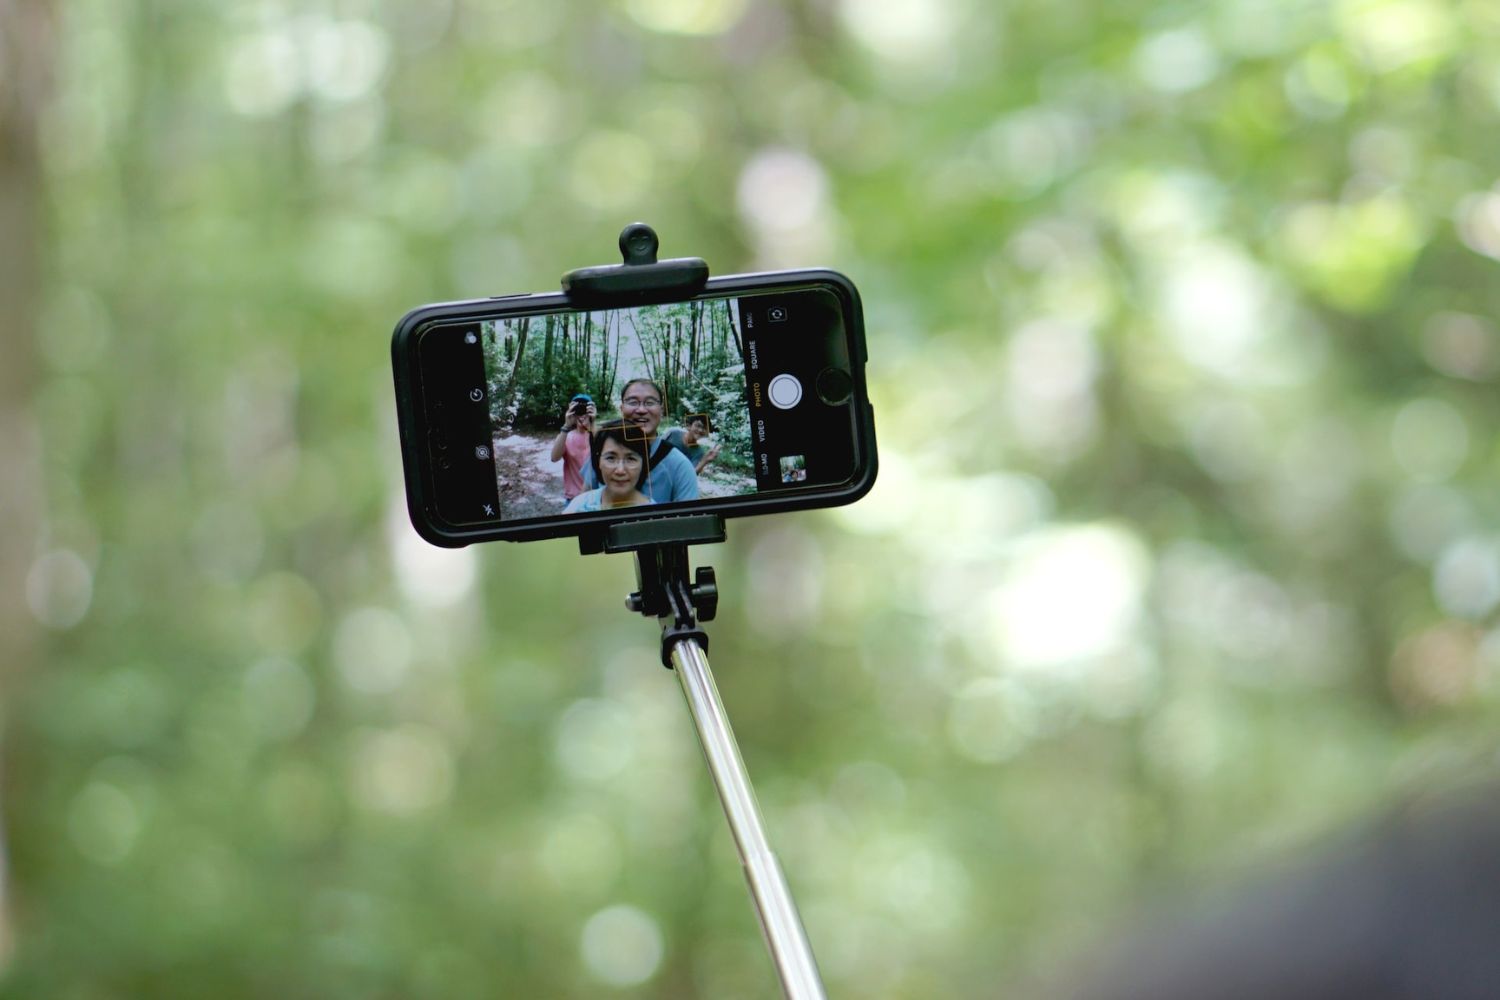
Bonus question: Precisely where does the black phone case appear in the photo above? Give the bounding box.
[391,269,878,547]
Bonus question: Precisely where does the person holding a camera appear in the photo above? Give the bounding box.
[549,393,596,508]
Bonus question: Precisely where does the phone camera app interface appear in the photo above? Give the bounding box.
[426,286,857,525]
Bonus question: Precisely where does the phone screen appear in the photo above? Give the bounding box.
[413,286,861,527]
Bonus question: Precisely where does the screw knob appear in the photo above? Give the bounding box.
[693,566,718,622]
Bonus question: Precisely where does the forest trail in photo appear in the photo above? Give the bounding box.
[492,431,564,522]
[492,430,758,522]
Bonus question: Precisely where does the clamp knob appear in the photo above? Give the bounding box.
[692,566,718,622]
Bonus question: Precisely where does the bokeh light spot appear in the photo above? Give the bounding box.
[838,0,956,67]
[947,678,1039,762]
[478,73,567,149]
[308,98,385,164]
[1159,243,1272,377]
[242,657,316,742]
[1387,483,1471,563]
[1456,190,1500,262]
[1337,0,1457,74]
[1433,537,1500,620]
[737,147,837,266]
[538,812,623,892]
[1283,47,1356,118]
[1003,319,1099,458]
[304,19,389,102]
[224,30,301,117]
[334,606,415,695]
[737,148,829,235]
[624,0,747,35]
[580,904,664,986]
[553,699,634,783]
[569,131,656,212]
[68,778,144,865]
[350,725,455,816]
[1134,28,1221,93]
[1422,312,1500,380]
[26,549,93,629]
[1390,397,1467,482]
[982,523,1151,673]
[386,498,478,607]
[1391,622,1478,710]
[223,17,388,117]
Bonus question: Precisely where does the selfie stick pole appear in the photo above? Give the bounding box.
[583,516,826,1000]
[568,226,827,1000]
[669,639,827,999]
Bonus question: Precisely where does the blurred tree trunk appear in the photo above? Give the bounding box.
[0,0,56,969]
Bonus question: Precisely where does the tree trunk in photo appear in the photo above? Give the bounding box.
[595,312,611,401]
[723,299,742,356]
[500,316,530,431]
[0,0,57,969]
[664,319,677,412]
[632,313,659,387]
[541,313,555,388]
[689,301,701,370]
[607,313,621,401]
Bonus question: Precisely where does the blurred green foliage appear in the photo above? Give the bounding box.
[10,0,1500,997]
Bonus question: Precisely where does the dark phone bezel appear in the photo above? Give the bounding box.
[392,269,878,547]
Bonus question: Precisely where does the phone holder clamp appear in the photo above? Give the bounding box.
[590,514,725,668]
[561,222,709,309]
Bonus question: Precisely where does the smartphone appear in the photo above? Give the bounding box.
[391,270,877,546]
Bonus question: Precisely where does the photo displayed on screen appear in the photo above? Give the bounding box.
[478,299,755,521]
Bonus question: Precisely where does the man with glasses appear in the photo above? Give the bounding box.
[581,378,699,504]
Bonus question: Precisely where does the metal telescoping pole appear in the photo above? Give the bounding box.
[670,637,828,1000]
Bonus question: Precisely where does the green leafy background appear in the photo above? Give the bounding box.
[10,0,1500,996]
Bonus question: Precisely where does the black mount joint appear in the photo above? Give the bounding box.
[592,514,725,669]
[627,544,720,669]
[561,222,709,310]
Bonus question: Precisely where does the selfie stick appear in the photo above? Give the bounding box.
[569,226,828,1000]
